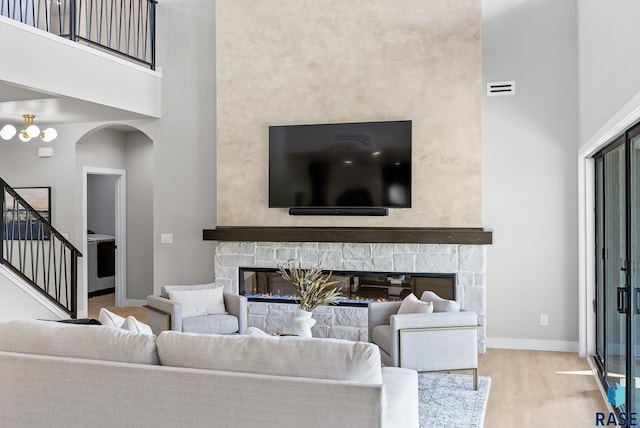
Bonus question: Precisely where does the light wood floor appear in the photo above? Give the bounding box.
[480,349,608,427]
[88,295,609,427]
[87,293,147,322]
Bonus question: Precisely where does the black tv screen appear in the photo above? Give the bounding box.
[269,120,411,208]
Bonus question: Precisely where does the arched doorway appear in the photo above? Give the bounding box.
[77,125,153,311]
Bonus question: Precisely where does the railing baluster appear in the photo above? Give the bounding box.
[55,235,60,301]
[107,0,113,47]
[141,0,146,62]
[1,179,79,316]
[135,0,140,58]
[13,197,21,267]
[5,0,156,68]
[40,223,48,294]
[60,240,65,303]
[21,208,30,274]
[35,220,41,287]
[118,0,124,51]
[44,0,49,32]
[69,0,75,39]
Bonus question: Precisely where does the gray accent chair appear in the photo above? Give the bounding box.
[145,284,247,335]
[368,301,479,389]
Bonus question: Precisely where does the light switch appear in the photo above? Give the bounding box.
[160,233,173,244]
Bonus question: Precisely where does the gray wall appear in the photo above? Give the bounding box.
[76,128,154,302]
[87,174,117,235]
[482,0,579,344]
[124,132,154,300]
[138,0,217,289]
[0,137,77,238]
[577,1,640,143]
[1,0,217,314]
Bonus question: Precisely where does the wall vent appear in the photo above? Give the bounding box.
[487,81,515,96]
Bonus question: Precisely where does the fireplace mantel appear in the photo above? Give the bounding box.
[203,227,492,245]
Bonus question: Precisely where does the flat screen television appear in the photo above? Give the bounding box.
[269,120,411,212]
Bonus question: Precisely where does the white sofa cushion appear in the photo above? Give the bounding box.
[98,308,126,328]
[0,320,159,365]
[168,287,227,318]
[371,325,392,356]
[181,314,239,335]
[397,293,434,314]
[122,316,154,335]
[161,282,217,298]
[420,291,461,312]
[157,331,383,384]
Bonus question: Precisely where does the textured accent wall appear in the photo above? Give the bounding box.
[215,0,482,227]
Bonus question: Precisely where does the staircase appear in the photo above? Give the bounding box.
[0,178,81,318]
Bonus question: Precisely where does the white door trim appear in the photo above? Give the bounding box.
[82,167,127,308]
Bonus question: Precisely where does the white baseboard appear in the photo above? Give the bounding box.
[487,337,580,352]
[124,299,146,307]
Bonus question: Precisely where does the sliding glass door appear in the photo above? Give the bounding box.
[630,130,640,413]
[595,124,640,415]
[596,139,627,411]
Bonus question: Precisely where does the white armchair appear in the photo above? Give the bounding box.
[145,284,247,335]
[368,300,479,389]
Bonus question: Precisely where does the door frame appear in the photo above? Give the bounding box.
[579,90,640,358]
[82,167,127,308]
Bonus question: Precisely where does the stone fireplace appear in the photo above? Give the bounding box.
[212,239,487,353]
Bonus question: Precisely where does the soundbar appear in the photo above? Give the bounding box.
[288,207,389,216]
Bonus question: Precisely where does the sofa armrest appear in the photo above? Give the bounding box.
[381,367,419,428]
[146,295,183,333]
[367,301,402,342]
[390,311,478,331]
[380,311,478,369]
[223,293,248,334]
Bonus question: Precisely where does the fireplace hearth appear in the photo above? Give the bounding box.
[239,267,456,307]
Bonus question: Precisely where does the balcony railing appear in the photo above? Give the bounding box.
[1,178,81,317]
[0,0,156,69]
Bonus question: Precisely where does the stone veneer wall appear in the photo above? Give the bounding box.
[214,241,487,353]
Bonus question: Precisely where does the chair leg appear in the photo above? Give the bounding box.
[473,368,478,390]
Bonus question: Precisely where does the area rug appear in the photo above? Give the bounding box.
[418,373,491,428]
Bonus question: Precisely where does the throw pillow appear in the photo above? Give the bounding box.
[420,290,461,312]
[244,327,274,337]
[397,293,434,314]
[122,316,154,335]
[98,308,126,328]
[167,287,227,318]
[161,283,217,299]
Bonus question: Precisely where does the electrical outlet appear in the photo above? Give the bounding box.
[160,233,173,244]
[540,314,549,326]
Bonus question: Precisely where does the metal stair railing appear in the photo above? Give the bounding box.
[0,0,156,69]
[0,178,81,318]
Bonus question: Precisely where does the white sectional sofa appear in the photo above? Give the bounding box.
[0,320,418,428]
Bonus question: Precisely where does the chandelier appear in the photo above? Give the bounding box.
[0,114,57,142]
